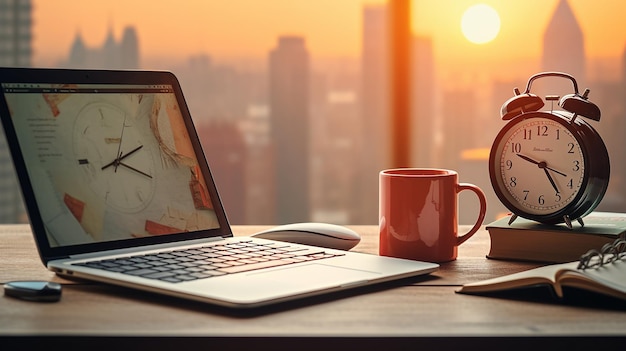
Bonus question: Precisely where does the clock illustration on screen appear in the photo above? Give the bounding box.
[73,101,157,213]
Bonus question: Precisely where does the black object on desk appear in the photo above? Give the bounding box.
[3,281,62,302]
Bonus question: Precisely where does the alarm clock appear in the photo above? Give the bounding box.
[488,72,610,229]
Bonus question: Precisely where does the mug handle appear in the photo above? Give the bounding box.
[456,183,487,245]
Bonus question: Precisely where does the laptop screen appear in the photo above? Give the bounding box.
[0,74,228,253]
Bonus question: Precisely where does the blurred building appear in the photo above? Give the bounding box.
[411,35,436,168]
[176,54,264,125]
[440,88,478,170]
[590,79,626,212]
[64,25,140,69]
[269,36,311,224]
[0,0,31,223]
[357,4,390,224]
[0,0,31,67]
[0,129,24,223]
[356,4,436,224]
[197,121,247,224]
[310,75,361,224]
[541,0,585,95]
[176,54,275,224]
[238,105,276,224]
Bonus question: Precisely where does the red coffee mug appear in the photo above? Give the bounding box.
[379,168,487,263]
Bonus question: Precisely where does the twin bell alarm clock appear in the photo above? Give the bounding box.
[489,72,610,229]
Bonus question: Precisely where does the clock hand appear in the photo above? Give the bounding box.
[101,145,145,171]
[545,165,567,177]
[101,158,117,171]
[516,153,540,165]
[118,145,143,161]
[517,154,560,191]
[516,153,567,177]
[543,168,559,193]
[117,161,153,178]
[113,113,128,172]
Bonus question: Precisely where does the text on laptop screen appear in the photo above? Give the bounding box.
[2,83,220,247]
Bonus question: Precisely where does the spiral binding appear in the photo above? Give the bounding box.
[577,237,626,270]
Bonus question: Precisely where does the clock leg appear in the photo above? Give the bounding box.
[563,215,572,229]
[576,217,585,227]
[507,214,518,225]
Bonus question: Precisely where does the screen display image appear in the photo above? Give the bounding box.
[3,83,219,247]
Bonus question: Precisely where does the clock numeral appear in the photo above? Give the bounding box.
[567,142,575,153]
[105,137,121,144]
[523,129,532,140]
[136,189,144,202]
[567,179,574,189]
[538,195,545,205]
[572,160,580,171]
[511,142,522,153]
[522,190,529,200]
[509,177,517,187]
[555,192,562,202]
[537,125,548,137]
[506,159,513,170]
[556,129,560,140]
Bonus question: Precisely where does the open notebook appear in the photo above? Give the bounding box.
[458,237,626,301]
[0,67,438,309]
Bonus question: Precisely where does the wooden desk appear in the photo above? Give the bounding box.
[1,224,625,349]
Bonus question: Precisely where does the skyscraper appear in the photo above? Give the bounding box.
[0,0,31,223]
[0,129,23,223]
[357,4,390,224]
[357,4,436,224]
[65,25,140,69]
[119,27,139,69]
[198,121,247,224]
[411,35,436,168]
[0,0,32,67]
[269,36,311,223]
[541,0,586,95]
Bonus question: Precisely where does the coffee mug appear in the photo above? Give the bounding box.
[379,168,487,263]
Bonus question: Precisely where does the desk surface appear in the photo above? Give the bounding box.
[1,224,625,348]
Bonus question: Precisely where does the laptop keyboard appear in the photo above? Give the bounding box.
[73,239,345,283]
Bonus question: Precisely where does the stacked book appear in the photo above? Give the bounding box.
[485,212,626,263]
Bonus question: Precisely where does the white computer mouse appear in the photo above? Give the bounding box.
[251,222,361,251]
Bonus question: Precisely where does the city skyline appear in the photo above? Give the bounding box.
[3,0,626,225]
[31,1,626,84]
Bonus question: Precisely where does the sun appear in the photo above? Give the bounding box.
[461,4,501,44]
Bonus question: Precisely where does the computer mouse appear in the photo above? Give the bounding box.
[251,222,361,250]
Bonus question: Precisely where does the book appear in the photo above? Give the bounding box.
[486,212,626,263]
[458,238,626,301]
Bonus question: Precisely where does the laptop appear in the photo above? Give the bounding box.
[0,67,438,308]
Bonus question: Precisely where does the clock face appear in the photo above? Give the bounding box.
[73,102,156,213]
[491,114,586,217]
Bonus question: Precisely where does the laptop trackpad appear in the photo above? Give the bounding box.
[201,264,380,302]
[250,263,378,284]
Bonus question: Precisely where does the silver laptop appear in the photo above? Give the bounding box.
[0,67,438,308]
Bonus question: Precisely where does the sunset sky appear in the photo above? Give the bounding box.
[33,1,626,79]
